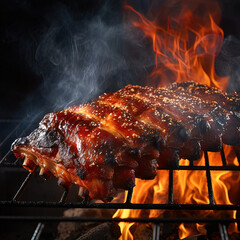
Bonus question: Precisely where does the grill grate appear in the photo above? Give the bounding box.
[0,120,240,239]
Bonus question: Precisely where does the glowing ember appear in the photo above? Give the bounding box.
[113,0,240,239]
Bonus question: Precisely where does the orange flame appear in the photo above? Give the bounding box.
[113,0,240,239]
[114,146,240,239]
[124,0,228,90]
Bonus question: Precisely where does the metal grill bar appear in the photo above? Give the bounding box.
[153,224,161,240]
[12,172,35,201]
[219,224,229,240]
[221,149,227,166]
[0,150,13,165]
[235,151,240,166]
[31,189,69,240]
[0,216,239,223]
[204,151,215,205]
[0,117,41,165]
[1,201,240,210]
[60,189,69,203]
[168,169,174,204]
[31,223,45,240]
[125,188,133,204]
[1,136,239,239]
[0,120,23,149]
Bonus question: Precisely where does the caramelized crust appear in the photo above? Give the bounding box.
[12,82,240,201]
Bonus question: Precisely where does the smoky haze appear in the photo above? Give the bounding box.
[0,0,240,120]
[0,0,154,120]
[34,2,142,110]
[10,1,154,120]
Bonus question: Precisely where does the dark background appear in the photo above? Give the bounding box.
[0,0,240,120]
[0,0,123,120]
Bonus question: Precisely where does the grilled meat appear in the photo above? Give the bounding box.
[12,82,240,201]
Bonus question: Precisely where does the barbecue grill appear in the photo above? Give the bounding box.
[0,119,240,240]
[1,0,240,238]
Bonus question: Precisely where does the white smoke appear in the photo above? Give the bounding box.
[31,1,153,112]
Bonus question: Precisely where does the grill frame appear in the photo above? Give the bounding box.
[0,120,240,240]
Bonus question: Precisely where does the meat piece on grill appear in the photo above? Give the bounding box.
[168,82,240,146]
[12,82,240,201]
[12,95,187,201]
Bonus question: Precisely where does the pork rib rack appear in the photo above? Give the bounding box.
[12,82,240,201]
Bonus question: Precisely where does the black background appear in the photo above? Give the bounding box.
[0,0,121,119]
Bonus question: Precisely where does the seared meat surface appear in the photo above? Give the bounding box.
[169,82,240,146]
[12,82,240,201]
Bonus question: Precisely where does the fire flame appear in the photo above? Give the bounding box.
[113,0,240,239]
[123,0,228,90]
